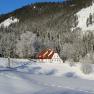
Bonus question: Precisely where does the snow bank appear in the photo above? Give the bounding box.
[23,62,94,80]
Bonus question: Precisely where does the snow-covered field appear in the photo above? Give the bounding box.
[0,58,94,94]
[72,2,94,32]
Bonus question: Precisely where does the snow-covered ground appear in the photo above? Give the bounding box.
[0,17,19,27]
[0,58,94,94]
[72,2,94,31]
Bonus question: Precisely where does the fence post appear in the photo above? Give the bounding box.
[7,57,11,68]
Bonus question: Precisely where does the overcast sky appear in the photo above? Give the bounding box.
[0,0,64,14]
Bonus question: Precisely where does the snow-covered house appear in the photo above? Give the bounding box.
[37,48,63,63]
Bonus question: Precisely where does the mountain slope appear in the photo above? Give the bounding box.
[72,2,94,31]
[0,0,94,61]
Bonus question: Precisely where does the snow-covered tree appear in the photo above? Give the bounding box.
[16,31,36,58]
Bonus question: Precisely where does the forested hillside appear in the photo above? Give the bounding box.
[0,0,94,63]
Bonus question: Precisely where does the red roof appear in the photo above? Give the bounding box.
[37,49,54,59]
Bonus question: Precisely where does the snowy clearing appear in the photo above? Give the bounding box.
[0,58,94,94]
[72,2,94,31]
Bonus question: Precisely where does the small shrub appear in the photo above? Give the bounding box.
[80,63,93,74]
[67,58,75,67]
[80,53,94,64]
